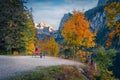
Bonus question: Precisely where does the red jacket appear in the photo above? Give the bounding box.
[35,50,40,55]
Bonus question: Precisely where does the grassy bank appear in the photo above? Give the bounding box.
[5,65,86,80]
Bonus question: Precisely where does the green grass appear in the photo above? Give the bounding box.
[5,65,86,80]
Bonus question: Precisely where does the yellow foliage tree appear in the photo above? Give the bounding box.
[26,42,35,55]
[36,37,59,57]
[61,11,96,57]
[47,37,59,56]
[104,2,120,46]
[76,50,91,62]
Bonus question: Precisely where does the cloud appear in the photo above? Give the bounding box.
[27,0,98,30]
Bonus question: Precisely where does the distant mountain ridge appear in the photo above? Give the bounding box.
[36,22,54,32]
[36,0,120,44]
[35,22,55,40]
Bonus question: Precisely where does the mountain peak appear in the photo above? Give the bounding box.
[35,22,54,32]
[35,22,55,40]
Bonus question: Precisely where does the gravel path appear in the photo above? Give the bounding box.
[0,55,83,79]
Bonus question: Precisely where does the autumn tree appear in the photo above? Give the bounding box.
[47,37,59,56]
[105,2,120,79]
[36,37,59,57]
[61,11,95,58]
[36,38,49,52]
[104,2,120,48]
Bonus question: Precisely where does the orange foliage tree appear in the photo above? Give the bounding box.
[104,2,120,47]
[36,37,59,57]
[61,11,95,58]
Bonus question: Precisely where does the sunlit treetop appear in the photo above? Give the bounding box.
[62,10,96,48]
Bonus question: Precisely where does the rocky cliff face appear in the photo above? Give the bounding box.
[85,0,120,47]
[85,6,106,31]
[85,0,120,31]
[55,13,72,42]
[58,13,72,31]
[85,0,109,46]
[85,1,107,31]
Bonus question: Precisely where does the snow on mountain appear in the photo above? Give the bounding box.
[35,22,55,40]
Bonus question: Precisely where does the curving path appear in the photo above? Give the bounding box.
[0,55,83,79]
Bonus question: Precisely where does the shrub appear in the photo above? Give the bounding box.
[94,47,116,80]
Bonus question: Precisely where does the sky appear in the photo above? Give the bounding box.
[27,0,98,30]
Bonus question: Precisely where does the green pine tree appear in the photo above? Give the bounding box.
[0,0,36,54]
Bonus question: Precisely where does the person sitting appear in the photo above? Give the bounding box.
[33,48,40,57]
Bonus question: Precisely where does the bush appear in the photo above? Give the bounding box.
[94,47,116,80]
